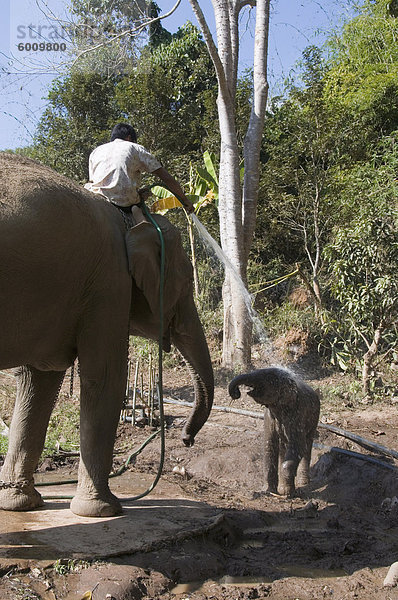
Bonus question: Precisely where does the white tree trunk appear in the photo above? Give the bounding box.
[189,0,270,368]
[243,0,270,260]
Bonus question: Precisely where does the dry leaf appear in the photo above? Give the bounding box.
[151,196,182,212]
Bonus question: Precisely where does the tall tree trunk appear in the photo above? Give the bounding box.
[218,91,248,367]
[242,0,270,261]
[188,0,270,368]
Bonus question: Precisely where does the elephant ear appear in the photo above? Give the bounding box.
[125,214,193,317]
[125,222,161,315]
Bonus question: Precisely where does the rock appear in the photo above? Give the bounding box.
[381,496,398,511]
[172,465,190,479]
[383,562,398,587]
[298,500,319,517]
[173,465,186,477]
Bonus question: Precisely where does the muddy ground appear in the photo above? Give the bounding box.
[1,360,398,600]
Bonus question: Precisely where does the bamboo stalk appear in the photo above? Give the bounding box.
[132,359,140,426]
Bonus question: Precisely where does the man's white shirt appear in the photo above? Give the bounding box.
[85,138,161,206]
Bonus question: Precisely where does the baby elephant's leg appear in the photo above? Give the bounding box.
[263,408,279,493]
[296,435,314,487]
[279,443,300,497]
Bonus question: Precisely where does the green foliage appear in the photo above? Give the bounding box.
[69,0,148,71]
[43,396,80,456]
[116,22,217,167]
[54,558,89,575]
[258,45,344,304]
[148,2,172,47]
[254,2,398,382]
[260,300,319,341]
[326,214,398,330]
[151,151,219,212]
[30,71,123,181]
[194,257,224,349]
[325,0,398,139]
[0,435,8,456]
[196,151,219,203]
[321,134,398,376]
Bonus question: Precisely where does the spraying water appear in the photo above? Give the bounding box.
[191,214,271,350]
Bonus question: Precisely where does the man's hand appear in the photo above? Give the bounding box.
[154,167,195,214]
[138,187,152,202]
[181,195,194,214]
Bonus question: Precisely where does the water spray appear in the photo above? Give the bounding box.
[190,213,271,349]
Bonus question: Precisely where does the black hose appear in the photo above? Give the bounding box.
[313,442,398,472]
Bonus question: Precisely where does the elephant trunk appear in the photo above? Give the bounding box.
[171,296,214,446]
[228,373,254,399]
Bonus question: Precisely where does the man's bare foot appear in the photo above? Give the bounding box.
[131,205,147,225]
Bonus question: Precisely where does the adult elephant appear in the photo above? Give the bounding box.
[0,153,213,517]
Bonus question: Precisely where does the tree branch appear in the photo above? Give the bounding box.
[188,0,230,100]
[350,319,371,350]
[68,0,182,66]
[239,0,256,9]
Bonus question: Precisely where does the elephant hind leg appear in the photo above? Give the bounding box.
[0,366,65,511]
[70,371,125,518]
[279,444,300,497]
[296,437,314,487]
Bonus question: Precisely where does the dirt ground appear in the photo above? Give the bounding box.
[1,358,398,600]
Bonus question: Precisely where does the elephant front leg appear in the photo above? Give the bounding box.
[296,437,313,487]
[279,441,300,497]
[0,366,65,511]
[263,409,279,494]
[70,366,126,518]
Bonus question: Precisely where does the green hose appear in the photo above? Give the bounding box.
[124,202,166,501]
[41,201,166,503]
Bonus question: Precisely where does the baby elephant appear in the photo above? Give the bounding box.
[229,367,320,497]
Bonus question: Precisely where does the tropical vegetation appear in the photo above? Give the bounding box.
[20,0,398,399]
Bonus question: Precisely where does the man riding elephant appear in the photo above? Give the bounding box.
[85,123,194,314]
[84,123,194,221]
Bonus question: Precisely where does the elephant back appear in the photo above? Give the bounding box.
[0,153,79,206]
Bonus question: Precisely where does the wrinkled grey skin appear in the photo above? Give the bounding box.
[229,367,320,497]
[0,153,213,517]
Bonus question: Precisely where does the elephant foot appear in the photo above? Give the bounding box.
[279,485,296,497]
[70,491,122,518]
[296,476,310,487]
[0,479,44,511]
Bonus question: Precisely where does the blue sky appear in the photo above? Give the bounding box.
[0,0,355,151]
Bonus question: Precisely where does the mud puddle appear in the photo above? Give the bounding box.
[171,567,347,594]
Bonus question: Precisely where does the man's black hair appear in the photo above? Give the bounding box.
[110,123,137,143]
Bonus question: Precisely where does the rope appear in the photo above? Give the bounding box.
[250,268,299,295]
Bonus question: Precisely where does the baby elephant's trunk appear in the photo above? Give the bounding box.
[228,373,255,399]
